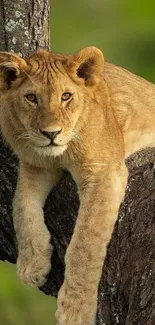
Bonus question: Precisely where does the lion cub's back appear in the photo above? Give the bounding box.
[104,62,155,113]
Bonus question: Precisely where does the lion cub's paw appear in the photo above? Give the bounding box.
[56,281,97,325]
[17,236,53,288]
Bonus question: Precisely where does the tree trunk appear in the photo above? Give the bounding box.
[0,0,49,55]
[0,1,155,324]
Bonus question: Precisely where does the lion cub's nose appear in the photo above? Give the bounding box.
[40,128,62,140]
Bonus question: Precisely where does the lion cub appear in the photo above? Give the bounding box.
[0,47,155,325]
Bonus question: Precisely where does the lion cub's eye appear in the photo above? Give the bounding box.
[61,92,72,101]
[25,93,37,104]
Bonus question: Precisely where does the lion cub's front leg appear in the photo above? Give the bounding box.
[56,164,128,325]
[13,162,58,287]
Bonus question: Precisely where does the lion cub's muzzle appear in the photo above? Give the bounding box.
[39,128,62,146]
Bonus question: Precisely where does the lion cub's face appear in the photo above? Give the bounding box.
[0,47,104,157]
[8,59,83,157]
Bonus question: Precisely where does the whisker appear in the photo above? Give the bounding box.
[72,130,81,140]
[14,129,42,145]
[83,163,106,166]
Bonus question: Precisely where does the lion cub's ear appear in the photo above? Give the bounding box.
[72,47,104,86]
[0,52,27,90]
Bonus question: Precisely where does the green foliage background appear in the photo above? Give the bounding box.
[51,0,155,82]
[1,0,155,324]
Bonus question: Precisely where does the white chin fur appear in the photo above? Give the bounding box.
[34,144,68,157]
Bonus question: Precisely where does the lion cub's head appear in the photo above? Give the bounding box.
[0,47,104,158]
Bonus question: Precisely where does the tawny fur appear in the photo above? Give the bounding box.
[0,47,155,325]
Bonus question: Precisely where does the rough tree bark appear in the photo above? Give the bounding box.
[1,1,155,324]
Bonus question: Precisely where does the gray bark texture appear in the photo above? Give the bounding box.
[0,1,155,324]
